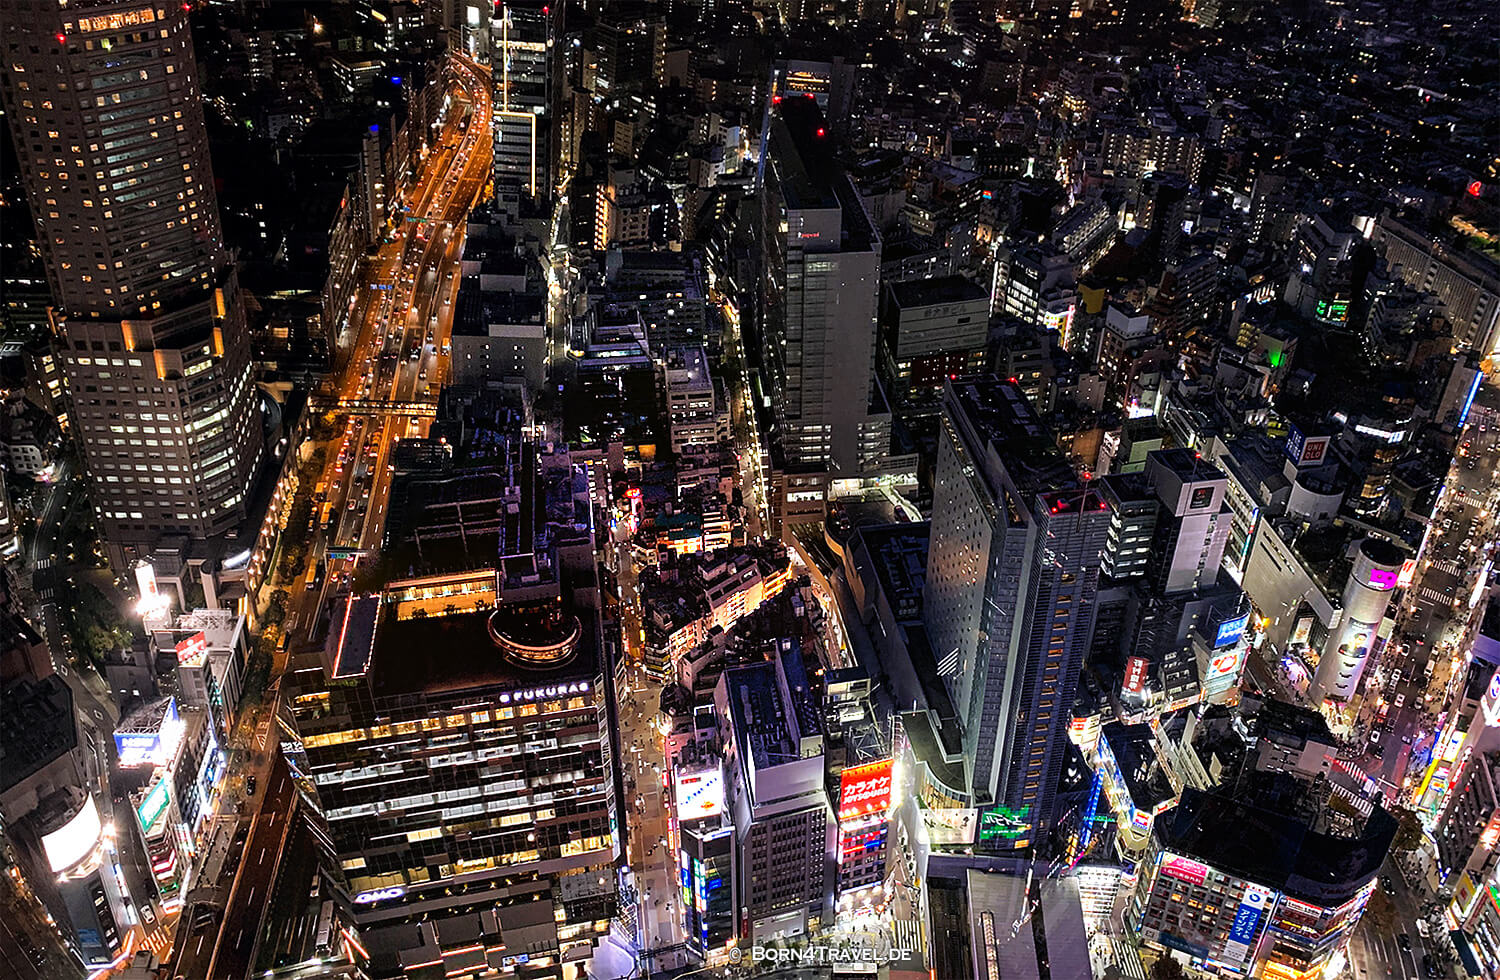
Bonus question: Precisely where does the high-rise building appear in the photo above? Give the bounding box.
[923,376,1109,844]
[715,638,833,942]
[758,96,890,528]
[877,275,989,411]
[0,0,263,567]
[287,443,619,979]
[1127,787,1395,980]
[492,1,561,202]
[0,668,132,967]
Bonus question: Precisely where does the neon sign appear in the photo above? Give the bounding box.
[353,886,405,904]
[1215,613,1250,648]
[176,631,209,668]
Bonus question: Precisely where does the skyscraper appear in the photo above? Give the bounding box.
[492,1,560,202]
[923,376,1109,846]
[758,96,889,528]
[0,0,262,567]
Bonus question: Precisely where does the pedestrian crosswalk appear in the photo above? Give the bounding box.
[1419,586,1450,605]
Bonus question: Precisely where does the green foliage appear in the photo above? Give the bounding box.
[1149,955,1186,980]
[1390,807,1424,853]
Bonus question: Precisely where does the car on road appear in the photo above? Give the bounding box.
[1398,933,1412,952]
[1422,954,1442,977]
[1395,693,1405,708]
[1381,875,1394,891]
[246,774,257,796]
[191,903,221,932]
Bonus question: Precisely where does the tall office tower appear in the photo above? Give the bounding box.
[0,0,262,568]
[492,1,561,202]
[715,638,833,941]
[758,96,887,528]
[923,377,1109,845]
[586,4,666,96]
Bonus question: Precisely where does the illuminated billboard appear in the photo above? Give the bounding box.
[1397,559,1418,588]
[673,768,725,821]
[838,759,893,821]
[175,631,209,668]
[1207,646,1244,684]
[921,807,977,845]
[1221,885,1272,965]
[1215,613,1250,648]
[1122,657,1149,695]
[1366,567,1398,590]
[42,795,102,873]
[1160,853,1209,886]
[114,697,184,768]
[136,778,170,831]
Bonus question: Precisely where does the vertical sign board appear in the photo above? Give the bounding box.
[1220,885,1270,965]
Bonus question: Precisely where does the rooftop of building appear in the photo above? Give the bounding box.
[1238,692,1335,750]
[723,650,812,774]
[887,275,989,311]
[366,598,599,700]
[664,346,712,387]
[1157,785,1397,907]
[950,377,1077,497]
[1148,446,1228,485]
[1102,720,1176,814]
[0,674,75,794]
[853,522,929,623]
[454,281,546,338]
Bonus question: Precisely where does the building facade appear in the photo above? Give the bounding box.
[923,376,1109,843]
[0,0,263,567]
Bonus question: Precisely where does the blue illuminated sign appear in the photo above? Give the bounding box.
[1284,424,1305,464]
[1215,613,1250,648]
[1459,370,1484,426]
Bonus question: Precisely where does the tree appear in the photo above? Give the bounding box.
[1391,807,1424,853]
[1150,955,1186,980]
[1364,890,1397,934]
[265,589,290,627]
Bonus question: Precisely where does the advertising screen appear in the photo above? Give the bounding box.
[136,778,170,831]
[43,795,102,873]
[1160,854,1210,886]
[114,697,183,768]
[175,631,209,668]
[1122,657,1149,695]
[838,759,893,821]
[1208,647,1244,684]
[1367,567,1399,590]
[1215,613,1250,648]
[673,768,726,821]
[921,807,977,845]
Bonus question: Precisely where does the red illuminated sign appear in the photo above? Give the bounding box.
[838,760,893,821]
[175,631,209,667]
[1123,657,1149,695]
[1160,854,1209,885]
